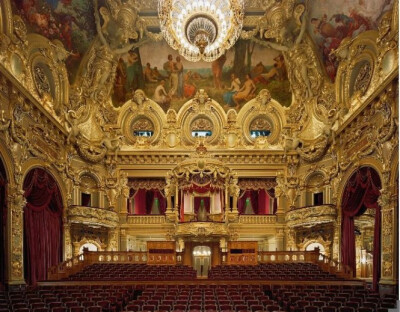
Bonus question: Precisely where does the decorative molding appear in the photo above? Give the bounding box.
[68,205,119,228]
[285,205,337,228]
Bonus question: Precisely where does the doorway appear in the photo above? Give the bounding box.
[193,246,211,278]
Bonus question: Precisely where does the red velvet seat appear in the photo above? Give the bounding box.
[69,307,85,312]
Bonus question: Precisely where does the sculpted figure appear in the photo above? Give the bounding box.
[260,0,322,100]
[81,0,147,100]
[65,110,81,144]
[101,131,123,159]
[282,132,302,157]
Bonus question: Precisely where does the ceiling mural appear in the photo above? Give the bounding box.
[308,0,393,81]
[11,0,394,105]
[112,40,291,111]
[11,0,97,83]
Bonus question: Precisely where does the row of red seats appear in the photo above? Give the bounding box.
[267,284,397,312]
[208,263,341,280]
[67,264,197,281]
[0,285,136,312]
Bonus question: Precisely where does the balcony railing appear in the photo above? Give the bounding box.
[126,215,167,224]
[68,205,119,227]
[285,204,337,227]
[239,214,277,224]
[48,251,148,280]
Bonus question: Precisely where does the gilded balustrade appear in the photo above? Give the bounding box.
[238,215,277,224]
[68,205,119,228]
[126,215,167,224]
[48,251,148,280]
[285,204,337,228]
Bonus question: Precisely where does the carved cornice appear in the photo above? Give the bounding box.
[117,151,297,167]
[68,205,119,228]
[175,222,230,239]
[285,204,337,228]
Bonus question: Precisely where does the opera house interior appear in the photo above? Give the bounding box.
[0,0,398,311]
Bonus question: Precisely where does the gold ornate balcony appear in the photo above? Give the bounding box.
[285,204,337,228]
[68,205,119,228]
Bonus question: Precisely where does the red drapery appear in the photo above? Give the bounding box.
[146,189,166,214]
[132,189,166,215]
[23,168,63,285]
[341,167,381,291]
[238,190,275,215]
[194,197,211,214]
[0,159,7,286]
[266,188,277,214]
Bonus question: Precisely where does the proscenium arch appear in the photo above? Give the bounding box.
[340,166,382,289]
[22,166,65,285]
[0,154,8,286]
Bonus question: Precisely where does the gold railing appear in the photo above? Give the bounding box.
[238,215,277,224]
[48,251,147,281]
[258,249,353,279]
[48,250,353,281]
[319,253,354,280]
[126,215,167,224]
[258,250,320,263]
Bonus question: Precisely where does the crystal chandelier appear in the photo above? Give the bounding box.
[158,0,244,62]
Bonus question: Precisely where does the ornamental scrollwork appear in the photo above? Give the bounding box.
[68,205,119,228]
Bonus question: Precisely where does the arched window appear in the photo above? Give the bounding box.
[306,242,325,260]
[79,243,98,253]
[80,174,99,207]
[305,172,325,206]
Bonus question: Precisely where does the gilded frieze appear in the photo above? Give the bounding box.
[68,205,119,228]
[285,204,337,228]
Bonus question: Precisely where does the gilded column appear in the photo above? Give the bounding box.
[64,222,72,260]
[120,229,127,251]
[379,191,397,286]
[275,229,285,251]
[8,189,25,284]
[107,228,119,251]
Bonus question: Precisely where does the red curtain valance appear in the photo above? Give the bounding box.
[182,183,222,194]
[23,168,63,216]
[341,167,381,291]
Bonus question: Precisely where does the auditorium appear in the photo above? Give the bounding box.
[0,0,398,311]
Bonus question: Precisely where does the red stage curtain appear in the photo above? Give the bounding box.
[0,159,7,286]
[23,168,63,285]
[341,167,381,291]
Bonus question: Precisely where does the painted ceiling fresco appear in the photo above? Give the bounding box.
[12,0,394,111]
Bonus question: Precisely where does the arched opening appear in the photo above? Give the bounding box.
[193,246,211,278]
[0,157,7,287]
[341,167,381,291]
[305,172,325,206]
[79,174,99,208]
[79,242,98,253]
[23,168,63,285]
[306,242,325,260]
